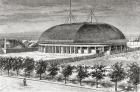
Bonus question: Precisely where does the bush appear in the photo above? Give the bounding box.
[101,81,114,88]
[118,84,134,91]
[56,75,63,82]
[45,75,52,80]
[69,79,78,84]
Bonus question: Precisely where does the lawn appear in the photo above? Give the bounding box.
[70,51,140,66]
[1,51,140,92]
[0,76,108,92]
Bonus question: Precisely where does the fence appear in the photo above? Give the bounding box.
[110,47,140,55]
[45,53,104,65]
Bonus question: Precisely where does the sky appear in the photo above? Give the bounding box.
[0,0,140,35]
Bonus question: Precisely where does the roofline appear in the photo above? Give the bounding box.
[39,43,109,47]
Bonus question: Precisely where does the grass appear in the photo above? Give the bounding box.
[70,50,140,66]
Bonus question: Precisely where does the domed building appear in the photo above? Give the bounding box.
[38,22,126,54]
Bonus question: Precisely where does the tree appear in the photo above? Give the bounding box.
[23,57,35,77]
[109,62,126,92]
[77,65,89,86]
[0,57,5,75]
[3,57,13,76]
[91,64,106,88]
[36,60,47,80]
[127,62,140,92]
[62,65,73,84]
[48,63,59,79]
[12,57,24,76]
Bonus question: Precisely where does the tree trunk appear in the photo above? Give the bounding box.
[0,69,2,75]
[25,71,27,77]
[96,79,98,88]
[40,74,42,80]
[65,77,67,84]
[16,70,19,76]
[80,79,82,86]
[115,81,118,92]
[23,78,27,86]
[28,72,30,78]
[8,70,9,76]
[135,85,137,92]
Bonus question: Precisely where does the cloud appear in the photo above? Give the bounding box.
[2,0,71,6]
[0,0,140,35]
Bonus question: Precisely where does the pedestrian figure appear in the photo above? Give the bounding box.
[23,78,27,86]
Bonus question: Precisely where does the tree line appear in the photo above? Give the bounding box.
[0,56,140,92]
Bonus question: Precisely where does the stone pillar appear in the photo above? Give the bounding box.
[64,46,66,53]
[38,46,39,51]
[42,46,43,52]
[59,46,61,53]
[50,46,52,53]
[57,46,59,53]
[81,47,83,54]
[41,46,43,52]
[51,46,53,53]
[56,46,58,53]
[95,47,97,54]
[75,47,78,54]
[74,46,76,54]
[40,46,42,52]
[78,47,82,54]
[102,46,104,52]
[49,46,52,53]
[43,46,46,53]
[63,46,65,53]
[115,46,117,51]
[61,46,64,53]
[52,46,54,53]
[65,46,67,53]
[45,46,47,53]
[38,46,40,52]
[54,46,56,53]
[120,45,122,51]
[88,47,91,54]
[69,46,72,54]
[95,47,96,52]
[67,46,70,54]
[39,46,42,52]
[47,46,49,53]
[78,47,80,54]
[49,46,51,53]
[87,47,89,54]
[43,46,45,52]
[109,46,111,51]
[40,46,41,52]
[52,46,55,53]
[66,46,68,54]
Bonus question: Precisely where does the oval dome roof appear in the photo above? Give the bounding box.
[39,22,125,43]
